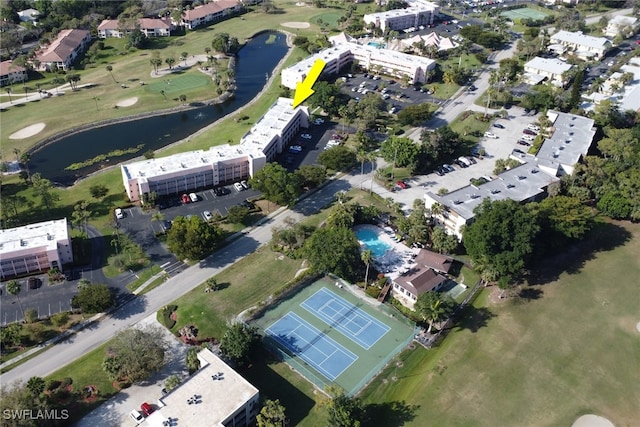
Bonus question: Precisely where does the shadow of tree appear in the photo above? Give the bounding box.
[514,286,543,303]
[454,305,495,333]
[363,400,419,427]
[527,221,632,286]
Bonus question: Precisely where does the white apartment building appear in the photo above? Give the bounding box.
[363,0,439,32]
[524,56,573,87]
[0,60,27,86]
[121,98,309,203]
[176,0,242,30]
[281,33,435,89]
[425,111,595,239]
[142,349,259,427]
[97,18,174,38]
[583,57,640,113]
[549,30,612,60]
[604,15,638,38]
[0,219,72,279]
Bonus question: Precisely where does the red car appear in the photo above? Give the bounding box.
[396,180,409,189]
[140,402,154,417]
[181,194,190,204]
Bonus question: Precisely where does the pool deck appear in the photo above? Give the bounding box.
[354,224,419,283]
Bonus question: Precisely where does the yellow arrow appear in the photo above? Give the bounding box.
[292,59,326,109]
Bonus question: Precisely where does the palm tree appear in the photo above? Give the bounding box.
[165,57,176,70]
[106,65,116,83]
[179,94,187,104]
[361,249,372,289]
[150,57,162,75]
[5,87,12,104]
[357,150,368,175]
[181,51,188,66]
[160,90,166,100]
[13,147,21,162]
[92,96,100,111]
[7,280,25,320]
[151,211,164,222]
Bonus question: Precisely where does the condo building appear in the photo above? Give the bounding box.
[363,0,439,32]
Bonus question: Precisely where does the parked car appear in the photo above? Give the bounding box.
[522,129,537,136]
[130,410,144,424]
[454,159,468,168]
[526,124,540,132]
[396,180,409,189]
[484,132,499,139]
[203,211,213,221]
[181,194,190,204]
[214,187,230,196]
[434,167,444,176]
[458,156,472,166]
[300,133,312,139]
[240,180,249,190]
[234,182,244,192]
[189,193,198,203]
[521,134,535,141]
[517,140,531,146]
[443,164,455,172]
[140,402,154,417]
[493,123,505,129]
[28,277,41,290]
[115,208,124,219]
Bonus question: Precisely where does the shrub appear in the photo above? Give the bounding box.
[46,380,61,391]
[50,312,70,328]
[60,377,73,388]
[158,305,177,329]
[24,308,39,324]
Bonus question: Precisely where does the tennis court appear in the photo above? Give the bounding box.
[301,288,390,350]
[252,276,418,395]
[501,7,550,21]
[265,312,358,381]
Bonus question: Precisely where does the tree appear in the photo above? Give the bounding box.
[71,284,114,314]
[181,51,188,66]
[430,227,458,255]
[6,280,24,320]
[226,205,250,224]
[536,196,593,241]
[380,136,420,169]
[464,199,540,284]
[396,103,433,126]
[249,163,301,207]
[179,94,187,104]
[89,184,109,200]
[318,145,356,171]
[186,346,201,374]
[414,291,456,333]
[304,227,362,282]
[24,308,38,324]
[127,28,148,49]
[103,326,166,384]
[166,215,224,260]
[165,57,176,70]
[5,87,12,104]
[65,73,81,90]
[26,377,45,398]
[164,374,181,392]
[106,65,116,83]
[257,399,287,427]
[325,386,363,427]
[71,200,90,232]
[294,164,327,189]
[308,81,343,116]
[361,249,372,289]
[150,52,162,75]
[0,323,23,348]
[219,323,259,366]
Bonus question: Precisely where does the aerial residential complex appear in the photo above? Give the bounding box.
[142,349,259,427]
[0,60,27,86]
[363,0,439,32]
[0,219,72,280]
[97,18,174,38]
[548,30,612,60]
[425,111,596,239]
[121,98,309,203]
[175,0,243,30]
[524,56,573,87]
[34,28,92,71]
[604,15,638,38]
[281,32,436,90]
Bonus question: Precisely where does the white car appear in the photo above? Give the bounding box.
[300,134,312,139]
[203,211,213,221]
[521,134,535,141]
[115,208,124,219]
[526,124,540,132]
[130,409,144,424]
[234,182,244,192]
[189,193,198,203]
[484,132,499,139]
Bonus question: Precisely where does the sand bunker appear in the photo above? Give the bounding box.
[636,321,640,333]
[116,97,138,107]
[281,21,310,29]
[572,415,615,427]
[9,123,46,139]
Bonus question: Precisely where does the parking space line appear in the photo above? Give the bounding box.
[127,208,135,217]
[202,192,209,201]
[209,190,216,198]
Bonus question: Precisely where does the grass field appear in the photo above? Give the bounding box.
[312,11,344,28]
[145,74,212,95]
[357,221,640,427]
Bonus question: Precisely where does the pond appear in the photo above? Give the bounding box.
[29,31,289,186]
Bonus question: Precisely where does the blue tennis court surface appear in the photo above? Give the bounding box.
[265,312,358,381]
[301,288,390,350]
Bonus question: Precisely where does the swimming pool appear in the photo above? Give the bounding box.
[367,41,386,49]
[356,228,391,258]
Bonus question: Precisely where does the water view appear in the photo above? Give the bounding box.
[30,31,289,185]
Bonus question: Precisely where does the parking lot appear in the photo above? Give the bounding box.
[384,106,542,210]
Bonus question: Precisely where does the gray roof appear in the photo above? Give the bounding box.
[525,56,573,75]
[550,30,611,50]
[537,110,595,170]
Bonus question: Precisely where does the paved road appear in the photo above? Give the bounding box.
[0,174,355,386]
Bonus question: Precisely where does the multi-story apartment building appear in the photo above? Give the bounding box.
[0,219,72,279]
[121,98,309,203]
[281,32,435,89]
[0,60,27,86]
[142,349,259,427]
[425,111,595,239]
[176,0,242,30]
[363,0,439,32]
[604,15,638,38]
[549,30,612,60]
[34,29,92,71]
[97,18,174,38]
[524,56,573,87]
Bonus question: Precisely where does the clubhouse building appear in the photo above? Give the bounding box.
[0,219,72,279]
[121,98,309,203]
[142,348,259,427]
[425,111,596,239]
[281,32,436,90]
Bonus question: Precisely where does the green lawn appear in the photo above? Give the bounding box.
[358,221,640,427]
[312,11,344,28]
[145,73,212,95]
[449,112,492,145]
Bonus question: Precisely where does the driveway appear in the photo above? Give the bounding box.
[75,315,188,427]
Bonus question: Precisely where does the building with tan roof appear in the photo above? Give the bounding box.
[97,18,174,38]
[176,0,243,30]
[35,29,91,71]
[0,60,27,87]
